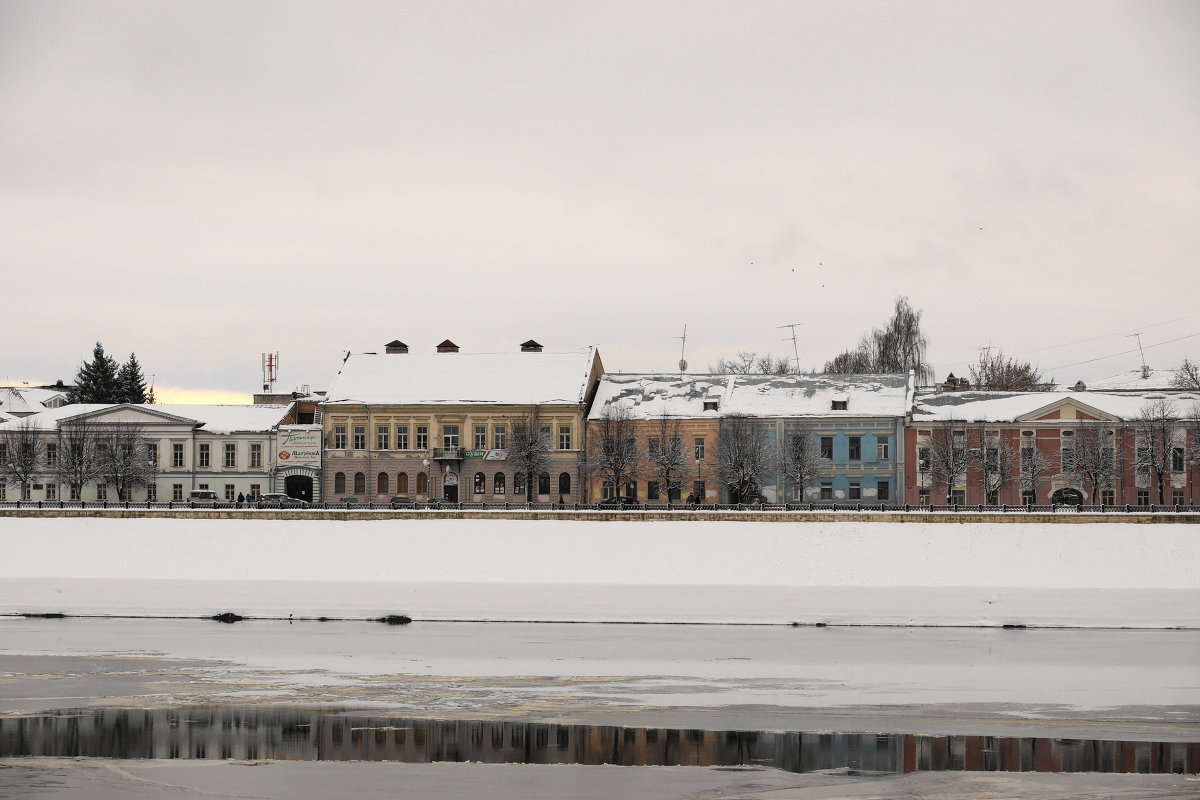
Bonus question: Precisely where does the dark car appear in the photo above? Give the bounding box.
[337,497,364,506]
[257,493,309,509]
[389,496,415,508]
[597,496,640,508]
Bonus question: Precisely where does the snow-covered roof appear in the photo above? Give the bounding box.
[0,387,68,415]
[323,349,600,406]
[0,403,291,434]
[912,389,1200,423]
[589,373,913,420]
[1087,368,1179,391]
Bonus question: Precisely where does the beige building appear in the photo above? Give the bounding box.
[320,340,603,503]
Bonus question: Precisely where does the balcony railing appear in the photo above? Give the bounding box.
[432,446,464,460]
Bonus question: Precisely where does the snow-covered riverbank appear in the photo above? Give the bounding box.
[2,517,1196,627]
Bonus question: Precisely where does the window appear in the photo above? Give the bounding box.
[417,472,428,494]
[624,480,637,500]
[334,425,347,449]
[558,472,571,496]
[225,484,236,501]
[876,439,889,461]
[378,472,389,494]
[703,400,718,411]
[919,489,930,505]
[224,443,236,468]
[249,484,260,499]
[198,443,210,468]
[648,437,660,457]
[0,482,6,500]
[513,472,525,495]
[877,481,890,501]
[559,426,572,450]
[1137,490,1150,506]
[1172,489,1184,505]
[1172,447,1184,472]
[146,484,157,501]
[22,484,31,500]
[416,425,429,450]
[1101,488,1114,505]
[377,426,390,450]
[647,481,660,500]
[494,426,506,449]
[820,482,833,500]
[694,481,705,501]
[0,443,6,462]
[474,472,485,494]
[1021,489,1035,504]
[46,482,57,500]
[353,472,366,494]
[475,426,487,450]
[602,482,615,500]
[46,444,58,468]
[831,400,848,410]
[442,425,459,449]
[951,490,965,505]
[848,481,861,500]
[172,443,184,468]
[986,489,999,505]
[353,426,366,450]
[848,437,861,460]
[493,472,505,494]
[396,426,409,450]
[918,446,931,472]
[694,438,705,460]
[1020,446,1034,470]
[821,437,833,460]
[198,483,209,491]
[250,443,262,468]
[397,473,409,494]
[334,472,346,493]
[147,443,157,467]
[97,483,108,500]
[538,472,551,495]
[172,484,183,501]
[1060,447,1074,472]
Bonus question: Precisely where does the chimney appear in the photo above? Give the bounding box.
[385,340,409,354]
[520,339,543,353]
[1072,380,1087,392]
[1141,365,1151,380]
[436,339,459,353]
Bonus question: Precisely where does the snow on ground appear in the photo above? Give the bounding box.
[1,517,1197,627]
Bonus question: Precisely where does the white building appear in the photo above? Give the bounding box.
[0,403,293,502]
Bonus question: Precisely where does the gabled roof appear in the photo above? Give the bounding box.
[1,403,291,433]
[589,373,913,420]
[912,389,1200,423]
[323,348,601,406]
[0,387,68,416]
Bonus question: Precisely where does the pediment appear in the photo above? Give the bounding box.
[64,404,200,426]
[1014,397,1117,423]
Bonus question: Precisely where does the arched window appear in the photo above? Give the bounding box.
[473,472,485,494]
[514,472,525,495]
[538,472,551,495]
[397,473,409,494]
[334,472,346,493]
[416,472,428,494]
[378,472,389,494]
[493,472,505,494]
[602,481,614,499]
[558,472,571,495]
[353,472,366,494]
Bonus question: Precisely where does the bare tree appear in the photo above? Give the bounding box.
[1067,422,1121,504]
[1016,437,1053,505]
[923,420,969,504]
[969,426,1018,504]
[96,422,154,500]
[647,414,686,502]
[508,406,552,503]
[776,429,829,502]
[586,404,643,499]
[718,415,771,503]
[968,348,1051,391]
[56,418,103,501]
[1171,358,1200,391]
[1134,398,1178,505]
[710,351,795,375]
[0,420,45,500]
[824,296,932,383]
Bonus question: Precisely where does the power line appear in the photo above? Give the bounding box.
[1045,331,1200,372]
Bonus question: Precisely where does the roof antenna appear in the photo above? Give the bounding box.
[778,322,804,372]
[1127,333,1149,379]
[675,324,688,375]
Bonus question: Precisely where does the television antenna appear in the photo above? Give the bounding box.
[675,324,688,374]
[778,322,804,371]
[1127,333,1149,377]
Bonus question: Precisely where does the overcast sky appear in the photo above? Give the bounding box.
[3,1,1197,402]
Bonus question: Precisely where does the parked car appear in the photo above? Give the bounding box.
[188,490,219,503]
[337,497,364,506]
[257,493,309,508]
[597,496,640,508]
[389,496,415,508]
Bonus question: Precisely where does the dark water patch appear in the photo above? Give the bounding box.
[1,707,1194,774]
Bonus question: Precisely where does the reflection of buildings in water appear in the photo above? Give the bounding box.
[1,708,1196,775]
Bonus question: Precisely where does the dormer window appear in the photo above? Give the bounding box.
[831,400,848,410]
[703,400,719,411]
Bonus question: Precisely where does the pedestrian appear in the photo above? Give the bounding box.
[237,491,245,504]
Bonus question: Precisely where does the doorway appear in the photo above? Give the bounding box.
[284,475,314,502]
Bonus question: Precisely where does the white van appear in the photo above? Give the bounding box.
[188,490,219,502]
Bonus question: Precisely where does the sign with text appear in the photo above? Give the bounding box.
[278,427,322,467]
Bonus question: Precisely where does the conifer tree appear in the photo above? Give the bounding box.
[70,342,121,403]
[117,353,149,404]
